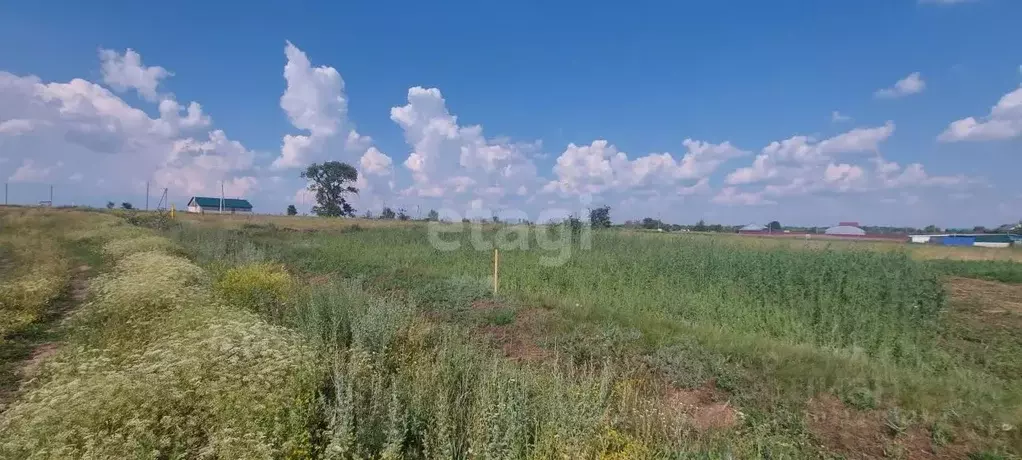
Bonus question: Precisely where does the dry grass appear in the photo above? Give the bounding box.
[908,244,1022,262]
[0,210,72,341]
[949,277,1022,318]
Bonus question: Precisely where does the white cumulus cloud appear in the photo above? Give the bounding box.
[726,122,895,186]
[875,72,926,99]
[543,138,746,196]
[390,86,538,201]
[99,48,171,101]
[360,147,393,175]
[938,86,1022,142]
[272,41,376,170]
[8,159,59,182]
[0,50,259,203]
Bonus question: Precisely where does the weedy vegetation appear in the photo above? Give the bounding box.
[1,209,1021,458]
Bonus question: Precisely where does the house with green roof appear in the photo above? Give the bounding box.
[186,196,253,214]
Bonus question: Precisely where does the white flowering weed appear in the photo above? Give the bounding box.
[0,216,321,459]
[101,235,183,259]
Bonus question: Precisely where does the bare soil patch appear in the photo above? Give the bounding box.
[664,380,740,432]
[475,301,555,362]
[806,394,971,459]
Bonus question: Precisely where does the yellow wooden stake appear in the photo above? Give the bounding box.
[493,248,499,294]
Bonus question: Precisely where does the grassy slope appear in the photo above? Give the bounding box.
[4,209,1018,457]
[170,220,1022,457]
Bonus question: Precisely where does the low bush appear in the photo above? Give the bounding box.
[214,263,294,320]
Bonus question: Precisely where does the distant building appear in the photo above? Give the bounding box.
[824,225,866,236]
[186,196,253,214]
[910,233,1017,248]
[738,224,767,234]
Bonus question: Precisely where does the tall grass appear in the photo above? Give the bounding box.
[187,225,947,365]
[172,227,790,456]
[169,222,1022,454]
[926,259,1022,284]
[281,277,754,458]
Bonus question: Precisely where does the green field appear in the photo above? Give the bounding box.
[2,208,1021,458]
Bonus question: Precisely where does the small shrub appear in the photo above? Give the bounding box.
[214,263,294,319]
[931,420,954,447]
[123,211,175,230]
[413,276,490,310]
[884,408,912,436]
[485,308,516,326]
[843,387,877,410]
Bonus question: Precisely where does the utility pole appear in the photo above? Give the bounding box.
[145,181,150,211]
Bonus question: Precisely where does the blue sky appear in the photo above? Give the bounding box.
[1,0,1019,227]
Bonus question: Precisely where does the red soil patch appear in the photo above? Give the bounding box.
[665,381,740,432]
[806,394,971,459]
[480,324,552,361]
[476,303,555,362]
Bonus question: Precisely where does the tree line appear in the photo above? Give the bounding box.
[286,161,1022,235]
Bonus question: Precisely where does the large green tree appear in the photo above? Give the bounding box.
[589,206,612,228]
[301,161,359,217]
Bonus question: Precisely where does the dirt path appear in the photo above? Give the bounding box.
[0,264,90,411]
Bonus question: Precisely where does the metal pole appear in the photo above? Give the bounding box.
[49,185,53,207]
[4,183,7,205]
[145,181,149,211]
[220,182,224,214]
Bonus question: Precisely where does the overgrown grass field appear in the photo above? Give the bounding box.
[2,209,1021,458]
